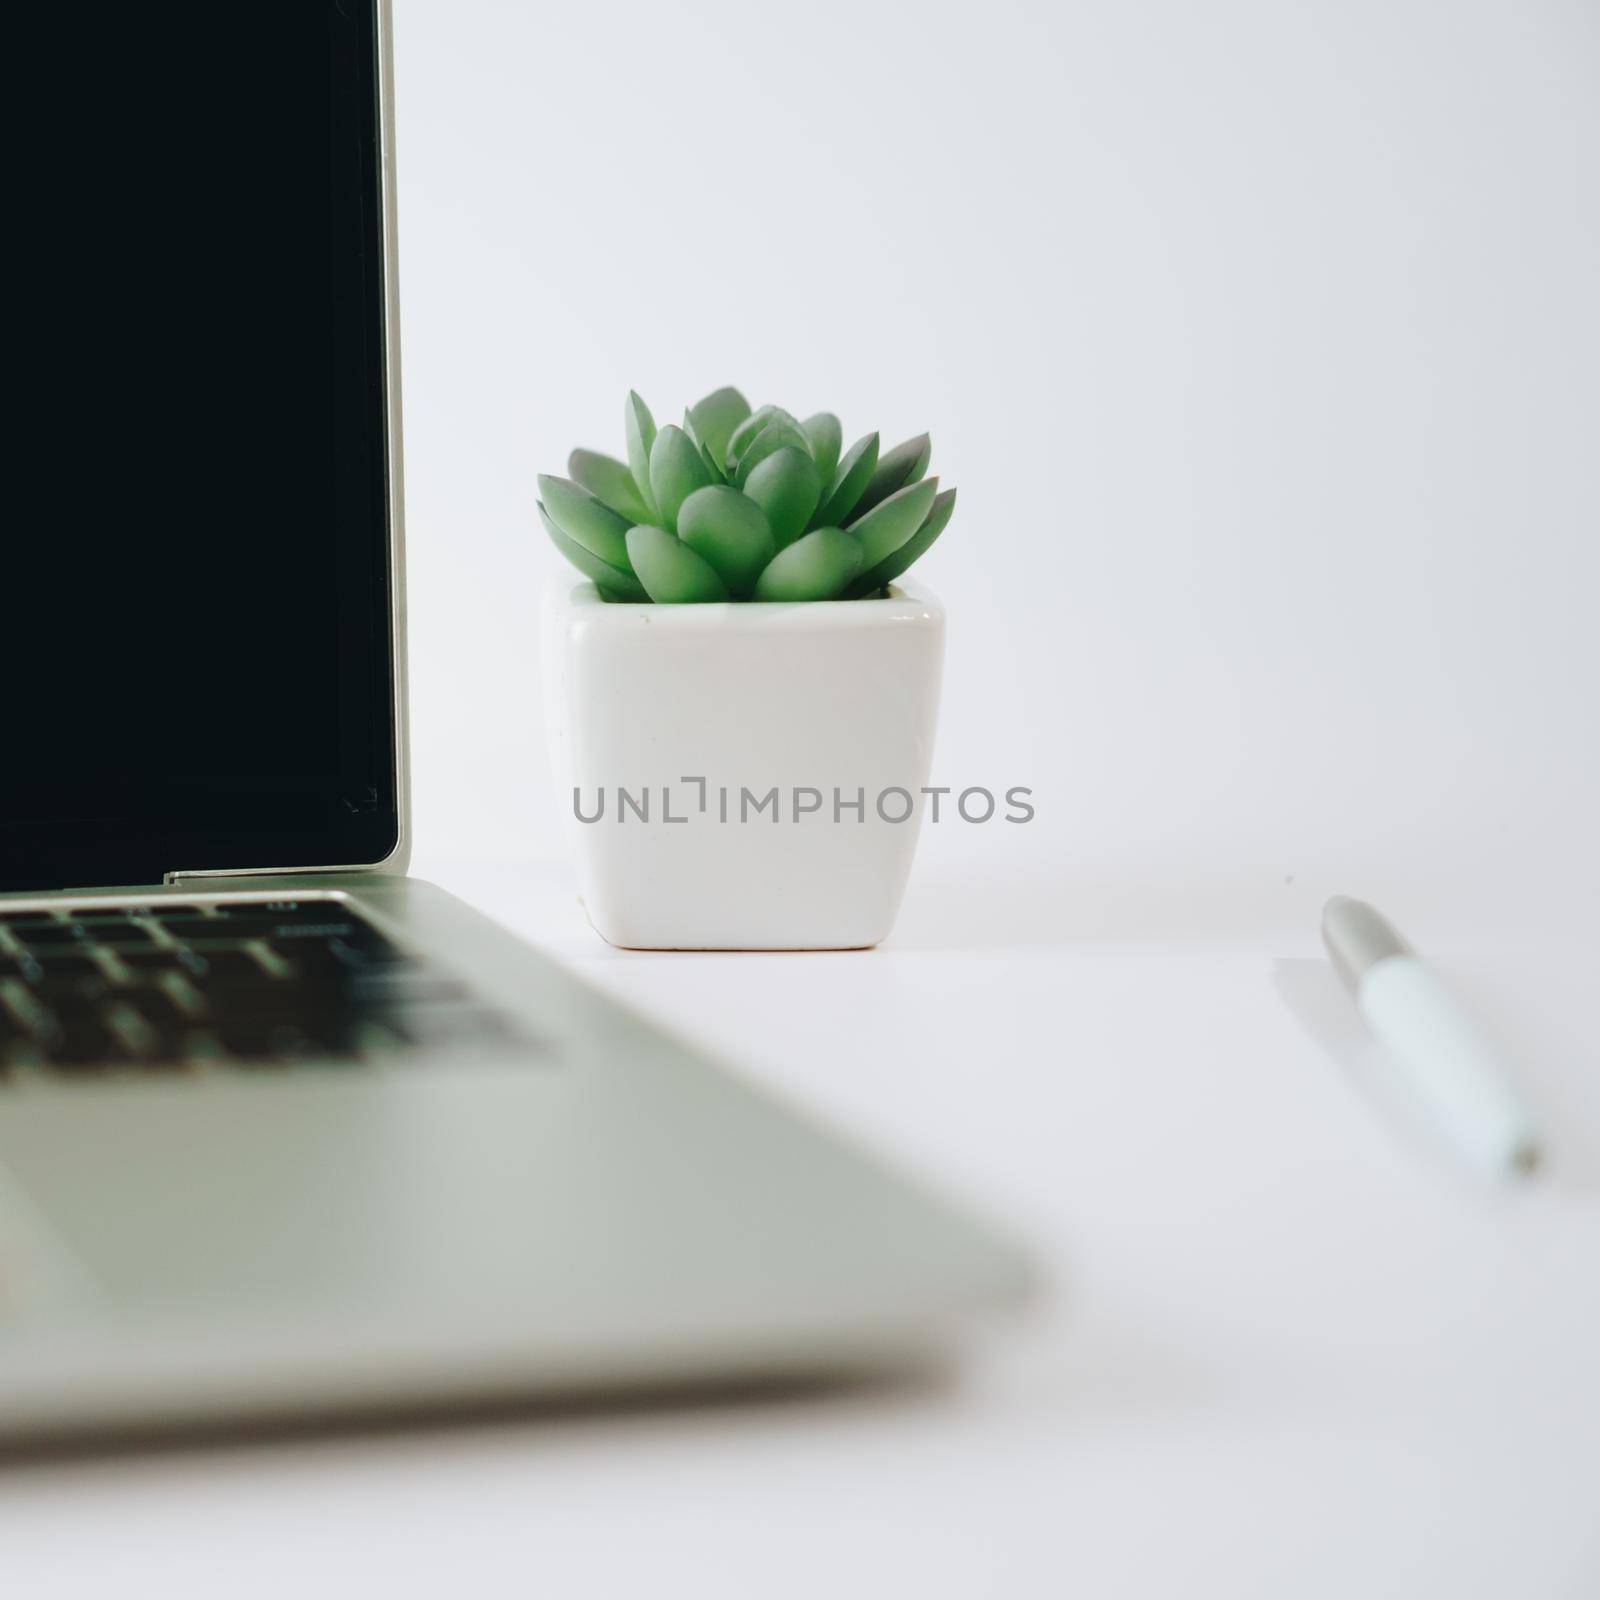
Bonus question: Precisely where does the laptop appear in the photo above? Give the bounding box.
[0,2,1026,1442]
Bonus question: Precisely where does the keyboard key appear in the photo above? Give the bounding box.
[29,975,112,1008]
[322,933,408,966]
[49,1020,126,1071]
[180,947,279,982]
[102,1000,166,1058]
[211,1019,330,1063]
[15,924,94,947]
[28,951,106,979]
[76,919,155,942]
[251,918,377,944]
[116,988,197,1033]
[157,917,241,942]
[187,976,325,1012]
[0,911,66,925]
[153,972,208,1020]
[114,949,188,971]
[94,940,163,959]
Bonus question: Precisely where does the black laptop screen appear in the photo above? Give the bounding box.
[3,3,399,891]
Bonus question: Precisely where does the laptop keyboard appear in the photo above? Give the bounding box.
[0,900,513,1074]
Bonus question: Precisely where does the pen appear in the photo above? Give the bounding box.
[1320,896,1542,1179]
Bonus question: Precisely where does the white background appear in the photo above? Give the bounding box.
[4,1,1598,1594]
[396,0,1599,926]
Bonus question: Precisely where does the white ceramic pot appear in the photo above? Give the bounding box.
[542,579,946,950]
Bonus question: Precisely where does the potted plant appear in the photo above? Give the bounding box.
[539,387,956,950]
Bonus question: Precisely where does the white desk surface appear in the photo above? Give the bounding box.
[3,857,1596,1598]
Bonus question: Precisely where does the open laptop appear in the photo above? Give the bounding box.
[0,3,1025,1442]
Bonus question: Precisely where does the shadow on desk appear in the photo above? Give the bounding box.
[0,1358,955,1476]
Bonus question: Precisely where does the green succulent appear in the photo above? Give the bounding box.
[538,387,956,603]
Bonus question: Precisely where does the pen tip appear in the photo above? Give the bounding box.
[1510,1141,1544,1179]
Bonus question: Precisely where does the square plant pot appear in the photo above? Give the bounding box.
[542,579,946,950]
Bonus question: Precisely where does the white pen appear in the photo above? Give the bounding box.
[1320,896,1542,1179]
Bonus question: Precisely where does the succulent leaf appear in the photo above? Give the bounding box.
[648,425,713,532]
[847,486,956,596]
[726,406,804,474]
[676,485,775,598]
[724,405,779,469]
[681,411,727,482]
[753,527,864,602]
[568,448,650,525]
[813,432,879,527]
[537,473,634,570]
[624,391,658,519]
[801,412,842,490]
[625,523,729,603]
[848,476,939,568]
[699,440,727,484]
[847,433,931,522]
[538,503,649,601]
[743,447,821,549]
[686,386,751,472]
[735,418,813,487]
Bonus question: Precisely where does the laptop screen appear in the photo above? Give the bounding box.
[3,3,399,893]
